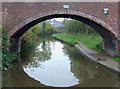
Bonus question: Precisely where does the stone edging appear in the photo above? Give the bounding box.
[75,45,120,74]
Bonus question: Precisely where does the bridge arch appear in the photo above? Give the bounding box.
[9,10,119,56]
[9,10,117,39]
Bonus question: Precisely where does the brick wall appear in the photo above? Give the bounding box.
[2,2,120,56]
[2,2,119,39]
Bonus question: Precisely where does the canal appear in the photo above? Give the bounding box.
[2,35,118,87]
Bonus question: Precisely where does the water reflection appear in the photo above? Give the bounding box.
[23,42,80,87]
[2,36,118,87]
[63,46,98,83]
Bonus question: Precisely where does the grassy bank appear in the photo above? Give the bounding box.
[52,33,103,53]
[113,56,120,63]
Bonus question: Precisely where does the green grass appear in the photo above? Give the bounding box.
[113,56,120,63]
[52,33,103,53]
[52,33,120,63]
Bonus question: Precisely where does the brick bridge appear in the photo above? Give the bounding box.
[2,2,120,56]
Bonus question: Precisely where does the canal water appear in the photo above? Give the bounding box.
[2,36,119,87]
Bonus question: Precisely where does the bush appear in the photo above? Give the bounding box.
[20,30,37,53]
[2,25,18,70]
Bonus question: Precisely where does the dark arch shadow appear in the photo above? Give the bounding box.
[10,14,115,39]
[9,14,118,56]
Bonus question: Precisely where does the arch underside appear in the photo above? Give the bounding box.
[11,14,116,40]
[9,14,119,56]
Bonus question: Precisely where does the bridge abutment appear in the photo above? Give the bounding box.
[9,37,21,54]
[102,38,120,57]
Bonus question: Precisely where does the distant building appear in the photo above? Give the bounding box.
[38,23,42,27]
[50,20,64,28]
